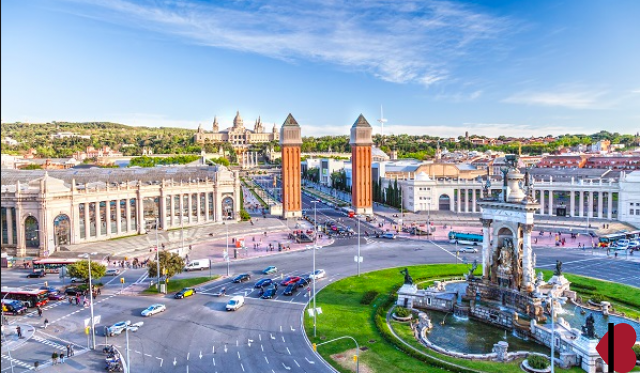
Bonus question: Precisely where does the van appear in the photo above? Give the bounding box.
[1,299,27,315]
[226,296,245,311]
[184,259,211,271]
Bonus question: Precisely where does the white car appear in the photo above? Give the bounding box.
[458,247,478,253]
[628,239,640,248]
[141,304,166,317]
[106,320,132,337]
[309,269,326,280]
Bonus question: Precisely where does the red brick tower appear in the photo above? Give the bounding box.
[350,114,373,215]
[280,113,302,218]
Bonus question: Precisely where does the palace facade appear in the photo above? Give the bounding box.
[194,111,279,148]
[1,166,241,257]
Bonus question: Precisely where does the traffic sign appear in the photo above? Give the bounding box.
[354,256,363,263]
[83,315,101,327]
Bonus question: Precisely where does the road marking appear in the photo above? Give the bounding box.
[290,325,296,331]
[264,356,269,364]
[236,340,239,347]
[237,351,241,360]
[135,350,141,354]
[156,357,163,367]
[187,352,190,360]
[173,357,177,366]
[305,357,315,364]
[270,333,275,340]
[212,345,215,354]
[282,362,291,370]
[241,363,245,372]
[282,336,286,343]
[224,345,228,353]
[213,357,216,366]
[280,325,283,332]
[294,359,300,367]
[261,344,264,352]
[286,347,291,355]
[199,351,203,359]
[144,354,152,357]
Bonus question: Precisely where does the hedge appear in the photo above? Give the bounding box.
[361,290,379,305]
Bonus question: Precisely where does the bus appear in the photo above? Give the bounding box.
[33,258,79,273]
[598,232,630,248]
[448,231,483,246]
[1,288,49,308]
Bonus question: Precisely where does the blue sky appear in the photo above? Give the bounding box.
[2,0,639,137]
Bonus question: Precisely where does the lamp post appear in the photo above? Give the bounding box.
[546,294,567,373]
[155,218,160,292]
[1,291,16,373]
[427,196,431,237]
[311,200,320,338]
[357,215,361,277]
[79,252,98,350]
[225,223,230,277]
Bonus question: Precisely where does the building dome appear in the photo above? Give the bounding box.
[415,172,431,181]
[233,111,243,127]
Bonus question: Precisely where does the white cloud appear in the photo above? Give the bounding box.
[70,0,512,87]
[502,90,610,109]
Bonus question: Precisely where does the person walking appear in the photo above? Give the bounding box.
[16,325,22,338]
[66,344,71,358]
[37,306,43,318]
[44,318,49,329]
[60,353,65,364]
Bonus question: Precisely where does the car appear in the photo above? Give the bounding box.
[296,278,309,287]
[309,269,326,280]
[381,233,397,239]
[260,287,277,299]
[104,268,121,276]
[174,288,196,299]
[232,274,251,283]
[48,291,66,301]
[458,247,479,253]
[283,284,297,296]
[255,278,274,288]
[226,296,245,311]
[280,276,301,286]
[141,304,166,317]
[27,270,46,278]
[64,287,82,296]
[70,277,89,283]
[262,266,278,275]
[106,320,132,337]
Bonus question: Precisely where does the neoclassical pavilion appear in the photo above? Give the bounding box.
[1,166,241,257]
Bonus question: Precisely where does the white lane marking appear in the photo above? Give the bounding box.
[270,333,275,340]
[237,351,241,360]
[282,336,286,343]
[290,325,296,331]
[305,357,315,364]
[224,345,228,353]
[157,357,163,367]
[261,344,264,352]
[173,357,177,366]
[236,340,239,347]
[213,357,216,366]
[280,325,283,332]
[241,363,245,372]
[187,352,190,360]
[264,356,269,364]
[259,334,262,341]
[294,359,300,367]
[286,347,291,355]
[282,362,291,370]
[144,353,152,357]
[199,350,203,359]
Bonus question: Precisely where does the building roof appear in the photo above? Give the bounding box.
[352,114,371,128]
[528,167,619,182]
[282,113,299,127]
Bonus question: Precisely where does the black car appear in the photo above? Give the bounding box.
[260,287,277,299]
[283,284,297,296]
[232,274,251,283]
[27,270,46,278]
[296,278,309,288]
[64,287,82,296]
[255,278,273,288]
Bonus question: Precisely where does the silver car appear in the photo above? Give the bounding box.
[458,247,478,253]
[141,304,166,317]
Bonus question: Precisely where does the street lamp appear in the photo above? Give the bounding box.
[311,200,320,338]
[79,252,98,350]
[545,293,567,373]
[155,218,160,292]
[357,215,361,277]
[225,223,230,277]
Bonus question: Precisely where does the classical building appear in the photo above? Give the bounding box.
[1,166,241,257]
[194,111,279,148]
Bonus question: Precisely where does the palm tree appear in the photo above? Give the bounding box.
[147,251,185,278]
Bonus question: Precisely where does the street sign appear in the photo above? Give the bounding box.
[83,315,101,327]
[354,256,363,263]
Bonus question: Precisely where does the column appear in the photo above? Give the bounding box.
[570,190,575,217]
[607,192,613,220]
[204,193,210,221]
[137,197,145,234]
[521,223,534,292]
[548,190,553,216]
[169,195,175,226]
[457,189,462,213]
[472,189,477,213]
[105,201,111,235]
[187,193,193,223]
[597,191,603,218]
[539,190,545,215]
[579,192,584,217]
[7,207,14,245]
[480,218,492,279]
[588,191,593,218]
[125,199,132,232]
[196,193,201,222]
[84,203,90,239]
[464,189,469,213]
[96,201,102,236]
[179,194,184,224]
[116,200,122,234]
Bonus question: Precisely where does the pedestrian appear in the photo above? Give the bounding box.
[70,345,75,356]
[16,325,22,338]
[37,306,43,317]
[44,318,49,329]
[60,353,65,363]
[66,344,71,358]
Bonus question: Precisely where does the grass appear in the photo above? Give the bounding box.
[142,275,219,294]
[306,264,637,373]
[539,270,640,320]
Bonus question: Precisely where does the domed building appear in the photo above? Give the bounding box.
[195,111,279,148]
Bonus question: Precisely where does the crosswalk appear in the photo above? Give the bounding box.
[1,354,34,370]
[32,335,68,352]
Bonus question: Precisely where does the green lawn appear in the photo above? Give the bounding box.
[142,276,219,294]
[305,264,638,373]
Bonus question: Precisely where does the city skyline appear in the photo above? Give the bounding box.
[2,0,639,138]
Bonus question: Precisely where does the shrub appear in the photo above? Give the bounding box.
[633,344,640,360]
[590,293,606,303]
[527,355,549,369]
[395,306,412,318]
[360,290,379,305]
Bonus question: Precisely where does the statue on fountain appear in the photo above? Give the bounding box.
[400,268,414,285]
[554,260,563,276]
[467,260,478,280]
[581,313,598,339]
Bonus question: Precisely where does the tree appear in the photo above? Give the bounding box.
[147,251,185,279]
[67,260,107,280]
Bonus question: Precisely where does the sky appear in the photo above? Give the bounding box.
[1,0,639,138]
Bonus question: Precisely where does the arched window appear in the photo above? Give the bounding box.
[222,197,234,219]
[54,214,71,246]
[25,216,40,248]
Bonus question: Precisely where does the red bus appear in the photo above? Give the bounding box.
[1,288,49,308]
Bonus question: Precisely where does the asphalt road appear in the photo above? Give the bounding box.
[3,205,639,372]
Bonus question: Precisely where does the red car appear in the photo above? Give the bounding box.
[280,276,301,286]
